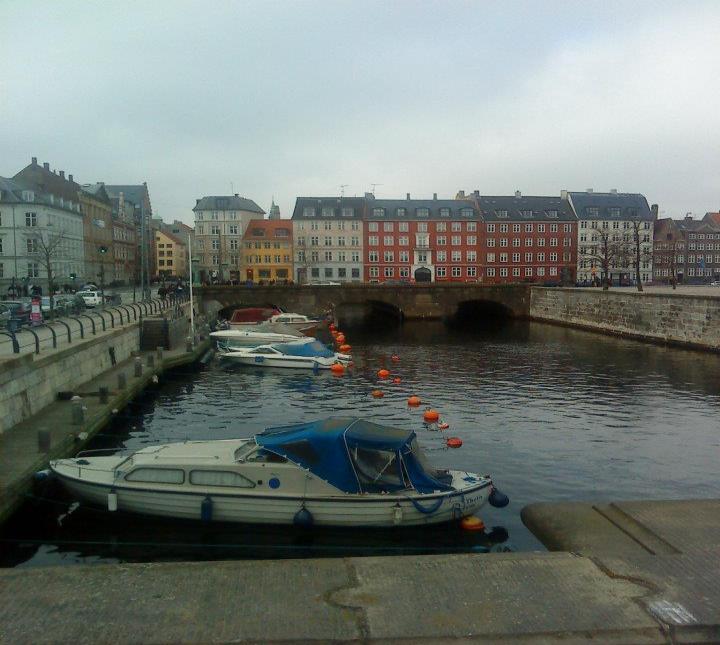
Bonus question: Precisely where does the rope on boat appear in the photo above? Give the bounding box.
[406,496,444,514]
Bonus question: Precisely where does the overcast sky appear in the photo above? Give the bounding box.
[2,1,719,224]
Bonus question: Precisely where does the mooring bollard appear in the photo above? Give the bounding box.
[156,346,164,363]
[99,386,109,404]
[186,336,193,353]
[38,429,51,453]
[71,396,85,425]
[134,357,142,377]
[147,353,155,368]
[118,372,127,389]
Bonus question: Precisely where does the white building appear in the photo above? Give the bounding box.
[192,195,265,283]
[568,190,655,285]
[291,197,365,283]
[0,176,85,293]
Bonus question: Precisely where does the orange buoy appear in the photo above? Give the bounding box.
[460,516,485,531]
[339,344,351,352]
[438,421,450,430]
[336,334,346,343]
[330,363,345,375]
[391,354,400,362]
[392,377,401,384]
[371,389,384,398]
[407,395,421,407]
[377,369,390,379]
[331,331,339,338]
[446,437,463,448]
[423,409,440,423]
[329,323,336,331]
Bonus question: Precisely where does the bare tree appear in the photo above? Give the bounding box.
[580,226,625,290]
[25,228,67,314]
[629,220,653,292]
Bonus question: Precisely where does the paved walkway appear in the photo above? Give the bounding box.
[0,339,211,524]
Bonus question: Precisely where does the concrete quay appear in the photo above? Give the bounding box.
[2,499,720,643]
[0,338,212,525]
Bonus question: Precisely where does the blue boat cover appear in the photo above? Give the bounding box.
[256,417,453,494]
[271,340,335,358]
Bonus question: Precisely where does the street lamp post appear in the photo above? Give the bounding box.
[98,245,108,304]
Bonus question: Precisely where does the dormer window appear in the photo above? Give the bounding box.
[396,207,406,217]
[495,210,508,218]
[373,208,385,217]
[439,208,450,217]
[416,208,429,218]
[627,208,638,217]
[303,207,315,217]
[546,210,558,218]
[520,210,533,218]
[608,207,620,217]
[587,207,599,217]
[460,208,473,218]
[342,207,354,217]
[22,190,35,202]
[321,207,334,217]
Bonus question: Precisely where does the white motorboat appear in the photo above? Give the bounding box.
[267,313,321,335]
[220,339,350,369]
[47,418,510,527]
[210,327,312,349]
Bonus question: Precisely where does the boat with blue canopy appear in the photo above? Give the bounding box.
[47,417,508,527]
[219,339,351,369]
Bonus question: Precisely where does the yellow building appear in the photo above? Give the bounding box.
[241,219,293,283]
[155,230,187,279]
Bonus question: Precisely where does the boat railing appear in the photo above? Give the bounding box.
[76,448,131,458]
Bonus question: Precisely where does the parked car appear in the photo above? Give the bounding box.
[76,290,103,307]
[2,300,32,328]
[304,281,341,286]
[81,283,98,291]
[710,281,720,287]
[0,304,11,326]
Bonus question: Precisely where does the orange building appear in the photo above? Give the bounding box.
[240,219,293,283]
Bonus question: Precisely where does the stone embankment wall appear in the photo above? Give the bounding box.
[529,288,720,351]
[0,325,140,434]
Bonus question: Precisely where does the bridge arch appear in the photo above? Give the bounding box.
[449,299,516,326]
[335,299,404,328]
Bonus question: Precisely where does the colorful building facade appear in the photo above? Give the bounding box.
[241,219,293,282]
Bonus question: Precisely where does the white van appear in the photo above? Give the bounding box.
[76,290,103,307]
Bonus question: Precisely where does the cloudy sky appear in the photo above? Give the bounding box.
[2,1,719,224]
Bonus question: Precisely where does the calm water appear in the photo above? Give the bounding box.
[3,320,720,567]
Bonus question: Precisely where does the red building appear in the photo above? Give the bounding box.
[474,194,577,284]
[363,195,481,283]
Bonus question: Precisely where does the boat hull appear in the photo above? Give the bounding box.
[52,472,491,528]
[218,355,338,369]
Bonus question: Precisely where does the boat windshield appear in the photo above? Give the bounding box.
[350,445,408,492]
[272,340,334,358]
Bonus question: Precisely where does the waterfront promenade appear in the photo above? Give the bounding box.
[1,498,719,642]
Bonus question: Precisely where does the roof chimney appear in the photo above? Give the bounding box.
[406,193,411,200]
[234,193,239,197]
[560,189,568,200]
[43,162,50,170]
[456,190,465,199]
[586,188,593,193]
[433,193,437,200]
[59,171,65,179]
[364,192,375,200]
[515,190,522,198]
[31,156,37,165]
[68,174,73,182]
[610,188,618,194]
[473,190,479,197]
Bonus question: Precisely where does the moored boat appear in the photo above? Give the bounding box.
[47,418,509,527]
[267,313,321,335]
[219,339,350,369]
[229,307,281,327]
[210,323,311,349]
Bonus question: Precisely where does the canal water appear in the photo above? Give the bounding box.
[3,319,720,567]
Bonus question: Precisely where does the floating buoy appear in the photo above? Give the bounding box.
[392,377,402,384]
[407,395,421,406]
[460,516,485,531]
[391,354,400,362]
[423,409,440,423]
[446,437,463,448]
[438,422,450,430]
[336,334,346,344]
[489,487,510,508]
[377,369,390,379]
[330,363,345,375]
[329,323,336,331]
[339,344,351,352]
[371,389,384,398]
[331,330,339,338]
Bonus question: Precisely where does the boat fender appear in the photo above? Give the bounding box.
[201,495,213,522]
[293,506,314,527]
[108,489,118,512]
[489,487,510,508]
[393,504,403,525]
[33,469,52,482]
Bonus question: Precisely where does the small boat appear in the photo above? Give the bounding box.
[210,322,310,349]
[267,313,321,335]
[220,339,350,369]
[47,418,509,527]
[229,307,281,327]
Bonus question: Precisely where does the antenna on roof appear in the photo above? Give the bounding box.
[370,183,383,194]
[339,184,348,198]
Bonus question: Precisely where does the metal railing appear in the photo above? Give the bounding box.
[0,293,189,357]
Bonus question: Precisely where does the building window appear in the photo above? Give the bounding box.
[342,207,354,217]
[500,223,509,233]
[437,236,446,245]
[451,222,462,232]
[513,267,520,277]
[211,240,219,250]
[399,236,409,246]
[384,267,394,278]
[324,268,333,278]
[311,268,320,278]
[460,208,473,218]
[416,208,429,218]
[230,239,238,250]
[26,238,38,253]
[384,251,394,262]
[351,268,360,278]
[398,222,409,232]
[487,253,495,263]
[512,253,520,263]
[487,239,496,247]
[369,251,379,262]
[396,208,406,217]
[25,212,37,226]
[487,267,495,277]
[467,235,476,245]
[383,222,394,232]
[525,267,533,276]
[229,225,238,234]
[500,253,508,262]
[417,222,428,232]
[467,266,477,277]
[436,267,446,278]
[467,251,476,262]
[549,267,557,276]
[451,266,461,277]
[399,267,409,278]
[27,262,39,277]
[373,208,384,217]
[513,224,521,233]
[324,251,332,261]
[451,250,461,262]
[322,207,334,217]
[369,266,379,278]
[368,222,378,232]
[324,236,332,246]
[537,267,545,276]
[500,267,508,277]
[369,236,378,246]
[383,236,394,245]
[440,208,450,217]
[399,251,409,262]
[211,226,220,235]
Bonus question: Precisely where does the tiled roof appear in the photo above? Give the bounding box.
[193,195,264,214]
[366,198,479,221]
[479,195,575,221]
[243,219,293,239]
[292,197,366,220]
[568,192,653,220]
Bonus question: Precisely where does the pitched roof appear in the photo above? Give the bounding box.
[156,229,185,245]
[13,162,81,202]
[104,184,151,214]
[243,219,293,239]
[366,198,479,221]
[479,195,575,221]
[0,176,24,202]
[704,212,720,226]
[292,197,366,220]
[80,183,111,204]
[568,191,653,220]
[0,175,82,214]
[193,195,264,214]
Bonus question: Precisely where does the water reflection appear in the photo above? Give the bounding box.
[2,319,720,567]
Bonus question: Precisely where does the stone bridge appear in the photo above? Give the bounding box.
[195,283,531,324]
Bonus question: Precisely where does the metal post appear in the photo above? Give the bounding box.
[147,353,155,368]
[118,372,127,389]
[134,356,142,377]
[71,396,85,425]
[99,386,109,404]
